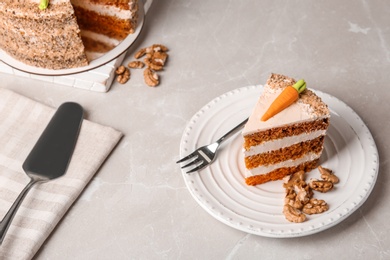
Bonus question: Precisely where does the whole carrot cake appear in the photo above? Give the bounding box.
[0,0,139,69]
[242,73,330,186]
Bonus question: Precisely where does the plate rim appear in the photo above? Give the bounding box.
[179,85,379,238]
[0,3,145,76]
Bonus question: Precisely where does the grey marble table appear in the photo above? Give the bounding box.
[1,0,389,259]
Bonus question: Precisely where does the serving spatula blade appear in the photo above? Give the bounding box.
[22,102,83,178]
[0,102,83,245]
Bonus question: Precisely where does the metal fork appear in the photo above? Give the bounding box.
[177,118,248,173]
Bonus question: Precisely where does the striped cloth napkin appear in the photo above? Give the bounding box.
[0,88,122,259]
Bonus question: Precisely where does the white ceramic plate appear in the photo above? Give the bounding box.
[0,4,144,76]
[179,85,379,238]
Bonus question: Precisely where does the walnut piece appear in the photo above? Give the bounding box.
[148,44,169,53]
[115,65,126,75]
[116,67,130,84]
[318,166,339,184]
[296,184,312,205]
[283,170,306,189]
[128,61,145,69]
[143,68,159,87]
[134,48,147,59]
[309,179,333,193]
[285,187,302,209]
[152,51,168,66]
[144,51,169,71]
[283,204,306,223]
[302,198,329,215]
[144,57,163,71]
[284,171,312,209]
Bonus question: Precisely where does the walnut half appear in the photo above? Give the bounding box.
[115,65,126,75]
[318,166,339,184]
[115,66,130,84]
[143,68,159,87]
[309,179,334,193]
[302,198,329,215]
[134,47,147,59]
[128,61,145,69]
[283,204,306,223]
[283,170,306,189]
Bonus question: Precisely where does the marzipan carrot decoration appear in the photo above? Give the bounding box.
[261,79,306,121]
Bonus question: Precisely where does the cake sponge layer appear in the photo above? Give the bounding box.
[245,159,319,186]
[245,136,325,169]
[243,119,329,150]
[73,6,137,40]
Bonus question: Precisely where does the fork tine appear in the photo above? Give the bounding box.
[180,156,201,169]
[186,161,208,174]
[176,152,198,163]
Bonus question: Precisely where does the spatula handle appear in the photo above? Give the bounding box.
[0,179,39,245]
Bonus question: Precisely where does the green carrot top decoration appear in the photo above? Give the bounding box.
[39,0,49,10]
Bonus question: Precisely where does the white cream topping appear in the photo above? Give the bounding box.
[81,30,120,60]
[244,130,326,156]
[81,30,120,46]
[85,51,104,60]
[242,85,328,136]
[70,0,134,19]
[244,152,321,177]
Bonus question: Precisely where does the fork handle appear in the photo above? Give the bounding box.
[216,118,248,144]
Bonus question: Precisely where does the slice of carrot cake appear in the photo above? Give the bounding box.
[242,73,330,186]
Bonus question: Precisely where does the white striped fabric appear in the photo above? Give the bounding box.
[0,88,122,259]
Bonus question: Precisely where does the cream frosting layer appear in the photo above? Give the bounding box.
[70,0,135,19]
[244,130,326,156]
[85,51,104,61]
[81,30,120,60]
[244,152,321,177]
[81,30,120,47]
[242,85,329,136]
